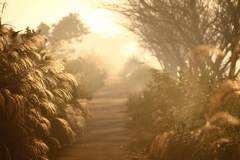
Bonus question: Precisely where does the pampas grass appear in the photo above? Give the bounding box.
[0,89,26,123]
[0,22,96,159]
[63,104,86,135]
[125,53,240,159]
[43,137,61,154]
[149,131,176,159]
[208,112,240,127]
[149,78,240,159]
[40,99,59,116]
[188,45,226,83]
[207,80,240,120]
[51,118,77,145]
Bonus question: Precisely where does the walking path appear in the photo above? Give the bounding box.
[53,70,135,160]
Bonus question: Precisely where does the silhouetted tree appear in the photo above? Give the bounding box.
[101,0,240,78]
[37,22,51,36]
[37,12,90,43]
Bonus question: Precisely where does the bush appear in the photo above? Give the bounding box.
[127,68,240,160]
[127,69,189,150]
[64,53,108,99]
[121,55,153,92]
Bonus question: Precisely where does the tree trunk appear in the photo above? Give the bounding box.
[229,45,239,79]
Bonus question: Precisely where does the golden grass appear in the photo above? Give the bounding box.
[149,131,176,159]
[207,80,240,121]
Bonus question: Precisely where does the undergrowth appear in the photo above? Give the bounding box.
[127,67,240,159]
[64,53,108,99]
[121,55,153,92]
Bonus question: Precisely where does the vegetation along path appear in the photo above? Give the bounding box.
[53,70,135,160]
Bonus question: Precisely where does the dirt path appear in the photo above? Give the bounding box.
[52,70,135,160]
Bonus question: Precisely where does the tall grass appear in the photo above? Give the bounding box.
[0,24,95,159]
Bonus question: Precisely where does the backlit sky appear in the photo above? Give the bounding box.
[3,0,120,33]
[2,0,160,69]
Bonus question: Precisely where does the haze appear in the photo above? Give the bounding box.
[4,0,161,70]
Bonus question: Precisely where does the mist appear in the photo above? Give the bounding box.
[1,1,240,160]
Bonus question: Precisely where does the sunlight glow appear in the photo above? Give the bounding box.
[124,41,138,57]
[3,0,122,34]
[2,0,140,69]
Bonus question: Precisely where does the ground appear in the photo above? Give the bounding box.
[52,70,143,160]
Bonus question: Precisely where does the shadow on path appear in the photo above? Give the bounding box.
[52,70,135,160]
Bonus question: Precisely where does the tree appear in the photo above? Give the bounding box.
[101,0,240,78]
[37,12,90,43]
[37,22,51,36]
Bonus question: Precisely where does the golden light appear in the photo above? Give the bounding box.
[3,0,121,34]
[124,41,138,57]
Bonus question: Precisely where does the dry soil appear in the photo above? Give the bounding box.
[52,70,136,160]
